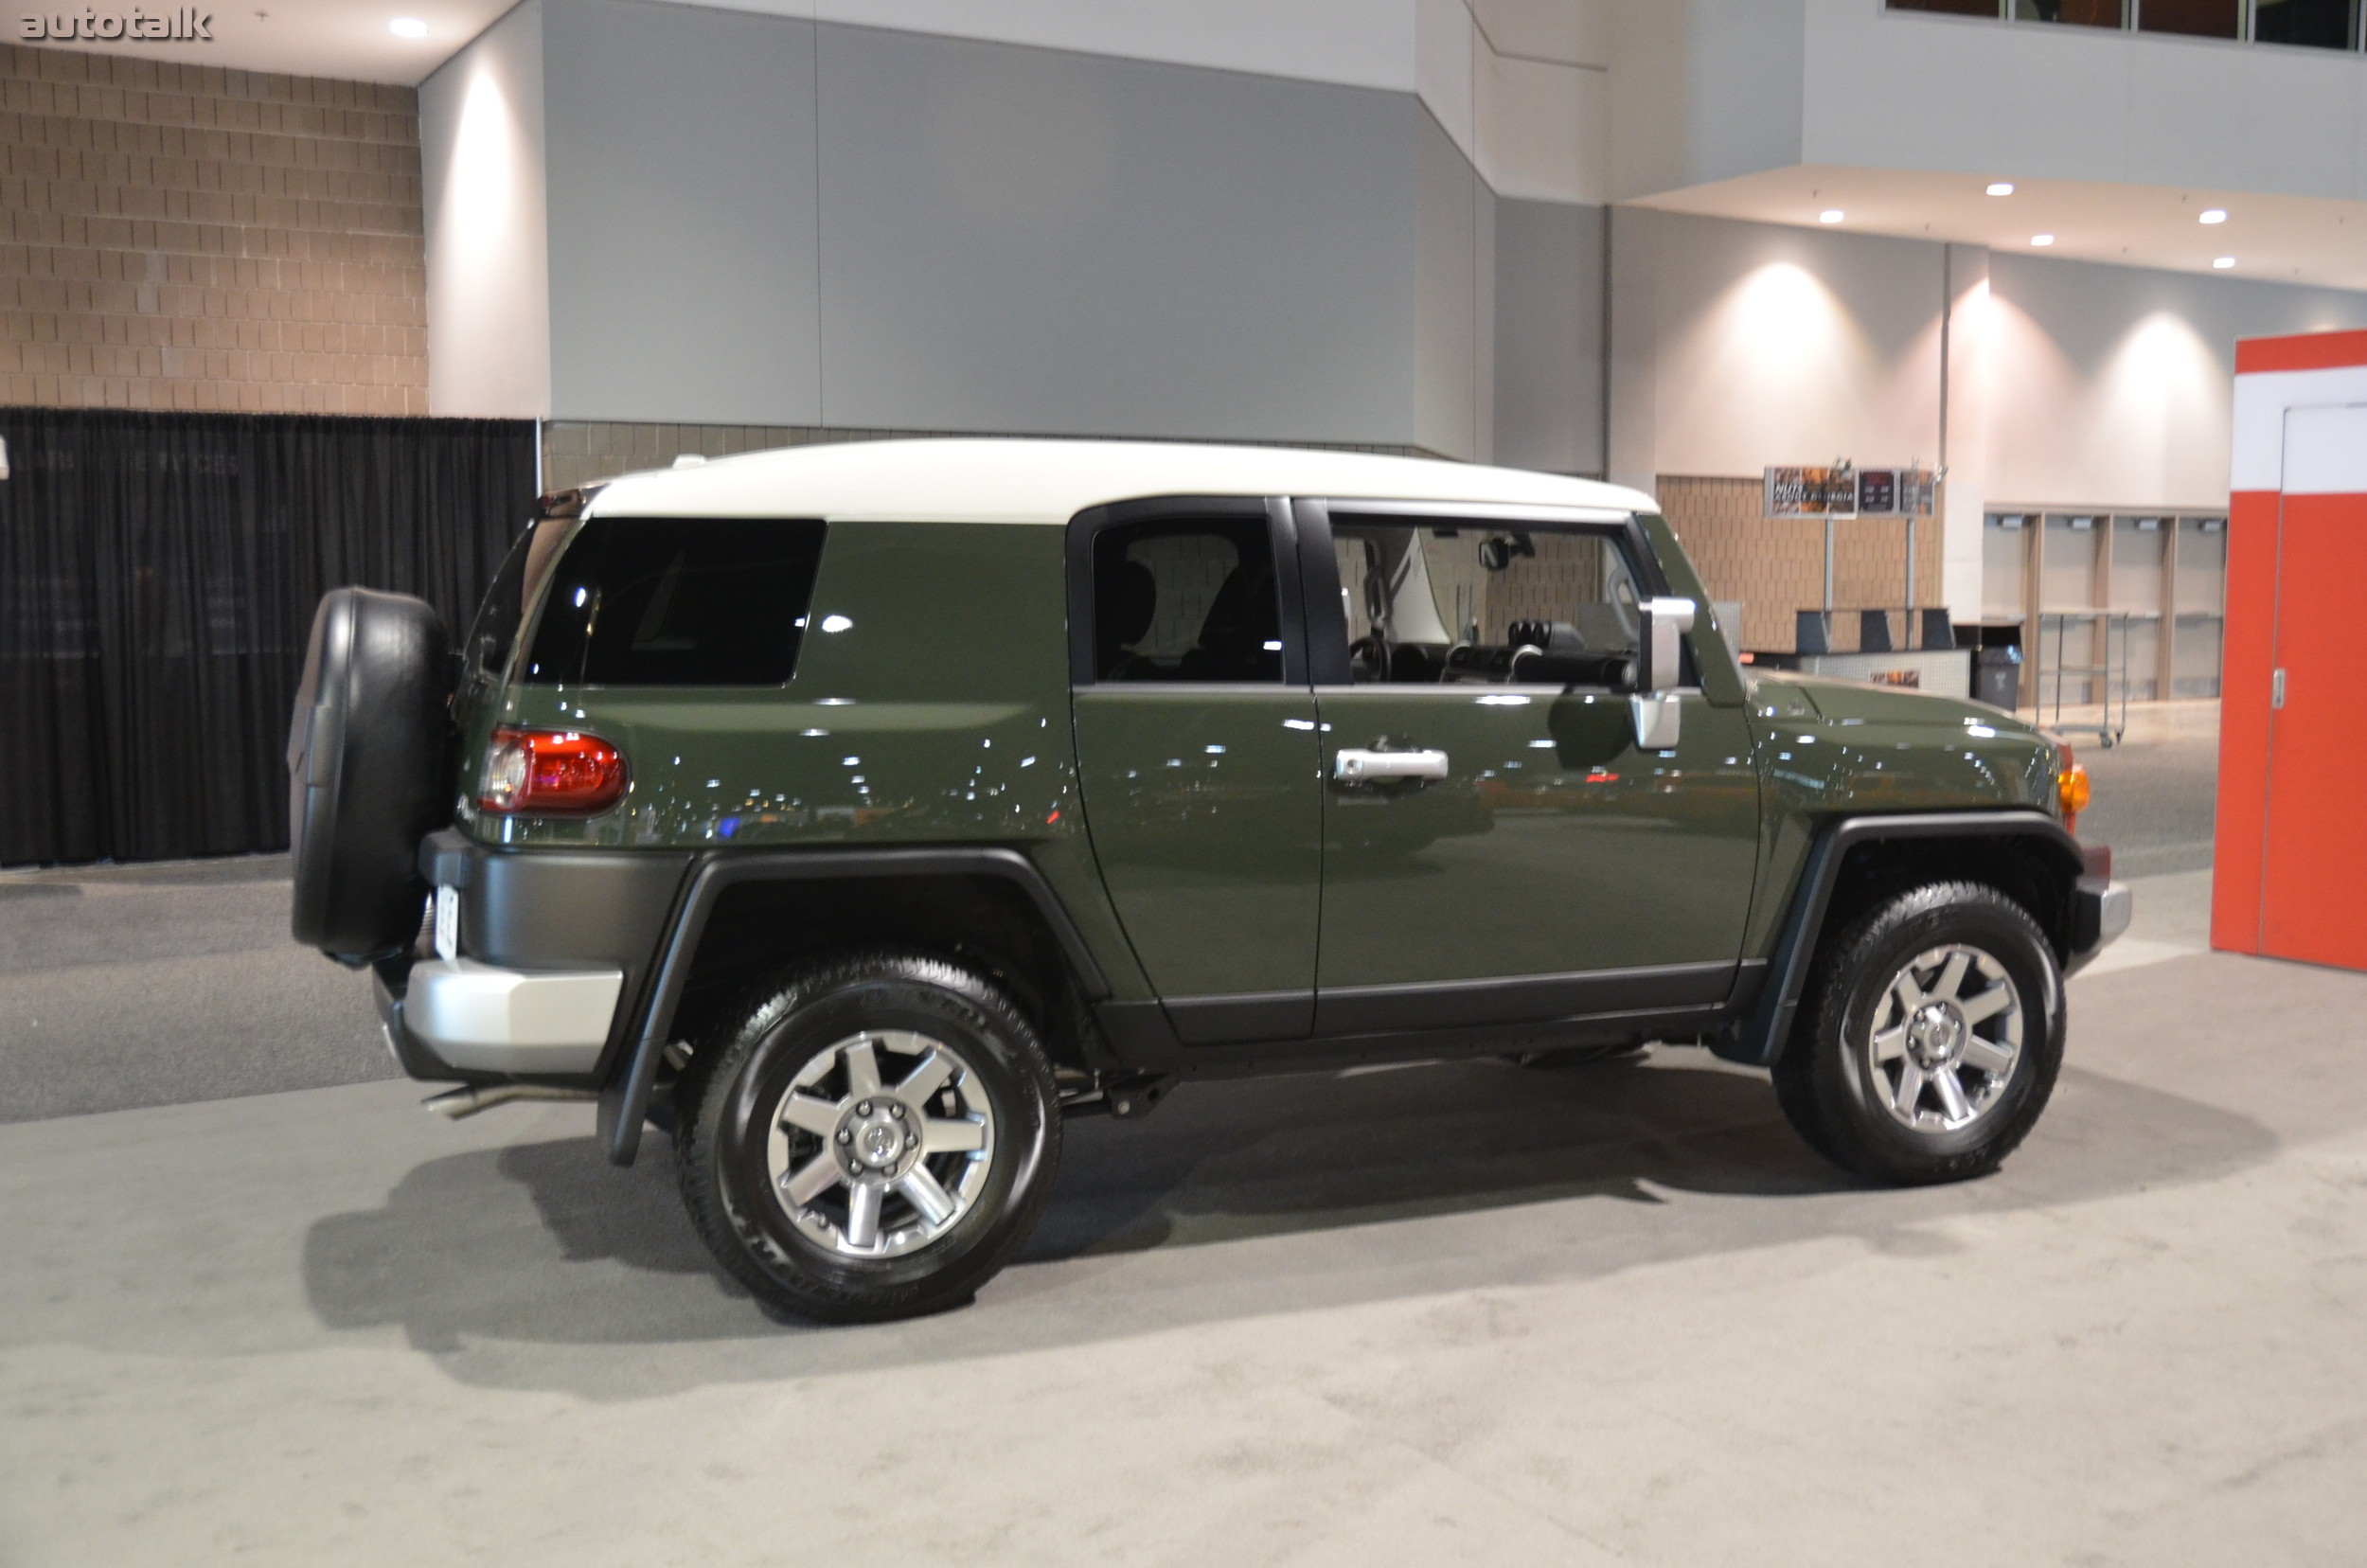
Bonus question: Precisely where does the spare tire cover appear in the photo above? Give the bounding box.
[287,587,453,960]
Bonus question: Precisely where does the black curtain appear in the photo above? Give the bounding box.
[0,409,538,865]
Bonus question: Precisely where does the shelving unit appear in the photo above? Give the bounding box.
[1983,508,2226,714]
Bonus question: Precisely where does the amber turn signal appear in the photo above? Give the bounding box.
[478,726,629,815]
[2058,760,2091,825]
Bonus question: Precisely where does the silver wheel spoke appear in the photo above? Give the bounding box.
[1871,1026,1909,1063]
[842,1038,882,1098]
[783,1150,844,1206]
[779,1093,842,1137]
[1931,951,1971,1003]
[896,1048,956,1105]
[896,1168,957,1227]
[1932,1067,1973,1123]
[845,1182,882,1248]
[921,1115,987,1154]
[1962,1036,2016,1076]
[1892,974,1927,1011]
[762,1027,1000,1256]
[1893,1061,1926,1118]
[1959,988,2014,1026]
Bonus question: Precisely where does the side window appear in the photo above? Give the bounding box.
[1091,517,1284,683]
[1327,521,1646,688]
[522,517,827,687]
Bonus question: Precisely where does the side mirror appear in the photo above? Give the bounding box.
[1630,597,1695,750]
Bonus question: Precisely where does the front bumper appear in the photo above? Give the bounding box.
[2066,874,2132,976]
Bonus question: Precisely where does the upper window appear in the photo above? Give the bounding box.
[1889,0,2356,47]
[1090,516,1284,684]
[1326,520,1651,688]
[521,517,827,687]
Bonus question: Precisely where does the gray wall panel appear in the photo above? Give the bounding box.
[543,0,822,424]
[1493,199,1603,476]
[1414,107,1481,462]
[813,24,1415,444]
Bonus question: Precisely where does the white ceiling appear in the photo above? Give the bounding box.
[1638,164,2367,294]
[18,0,511,85]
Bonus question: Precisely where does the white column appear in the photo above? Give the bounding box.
[1940,242,1991,627]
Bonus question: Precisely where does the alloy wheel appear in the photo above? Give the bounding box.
[763,1029,996,1257]
[1865,944,2023,1133]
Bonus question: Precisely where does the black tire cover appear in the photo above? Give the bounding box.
[286,588,453,960]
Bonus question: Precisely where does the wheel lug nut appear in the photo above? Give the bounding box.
[836,1129,851,1143]
[857,1100,872,1115]
[905,1133,917,1149]
[888,1103,903,1118]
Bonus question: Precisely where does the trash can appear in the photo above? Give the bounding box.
[1974,645,2020,710]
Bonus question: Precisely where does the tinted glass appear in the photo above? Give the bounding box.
[2136,0,2237,34]
[2007,0,2122,23]
[1091,517,1284,683]
[1327,522,1649,688]
[522,517,826,686]
[2252,0,2355,45]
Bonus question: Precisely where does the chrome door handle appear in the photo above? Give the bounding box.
[1334,748,1450,783]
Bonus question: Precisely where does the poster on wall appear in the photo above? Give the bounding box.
[1764,466,1937,519]
[1764,466,1858,518]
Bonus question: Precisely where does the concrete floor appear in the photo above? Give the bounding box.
[6,861,2367,1565]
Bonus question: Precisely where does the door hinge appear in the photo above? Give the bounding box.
[2271,668,2287,710]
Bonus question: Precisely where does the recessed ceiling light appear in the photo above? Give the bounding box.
[2213,257,2236,269]
[2031,234,2055,247]
[388,16,428,37]
[2199,208,2228,225]
[1819,209,1844,223]
[1986,182,2014,196]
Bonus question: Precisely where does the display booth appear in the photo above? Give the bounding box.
[2214,330,2367,971]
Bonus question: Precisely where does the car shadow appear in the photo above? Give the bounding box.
[299,1047,2279,1397]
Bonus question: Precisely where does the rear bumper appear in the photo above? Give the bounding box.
[372,957,623,1079]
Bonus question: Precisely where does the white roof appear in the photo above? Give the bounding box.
[583,438,1656,525]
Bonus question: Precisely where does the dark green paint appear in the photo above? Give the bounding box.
[1070,687,1323,1002]
[1313,687,1761,986]
[1735,670,2064,960]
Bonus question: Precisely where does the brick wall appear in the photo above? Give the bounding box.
[1,44,426,414]
[1656,474,1947,653]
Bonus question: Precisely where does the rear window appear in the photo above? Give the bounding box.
[521,517,827,687]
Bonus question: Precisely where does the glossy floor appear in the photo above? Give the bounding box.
[3,867,2363,1564]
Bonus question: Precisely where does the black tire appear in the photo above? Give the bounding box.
[286,587,453,961]
[1772,882,2064,1186]
[675,951,1060,1325]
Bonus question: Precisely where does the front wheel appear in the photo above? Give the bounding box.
[1773,882,2064,1185]
[675,952,1060,1323]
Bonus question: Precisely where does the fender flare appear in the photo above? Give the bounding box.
[1716,811,2083,1069]
[598,846,1112,1166]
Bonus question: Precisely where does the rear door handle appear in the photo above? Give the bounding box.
[1334,748,1450,783]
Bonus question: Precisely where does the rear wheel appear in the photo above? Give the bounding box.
[1773,882,2064,1185]
[675,952,1059,1324]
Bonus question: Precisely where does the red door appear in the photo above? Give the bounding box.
[2257,404,2367,971]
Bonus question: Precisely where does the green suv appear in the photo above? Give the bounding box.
[287,438,2127,1323]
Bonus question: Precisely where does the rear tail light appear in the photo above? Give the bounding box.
[2056,739,2091,831]
[479,727,628,814]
